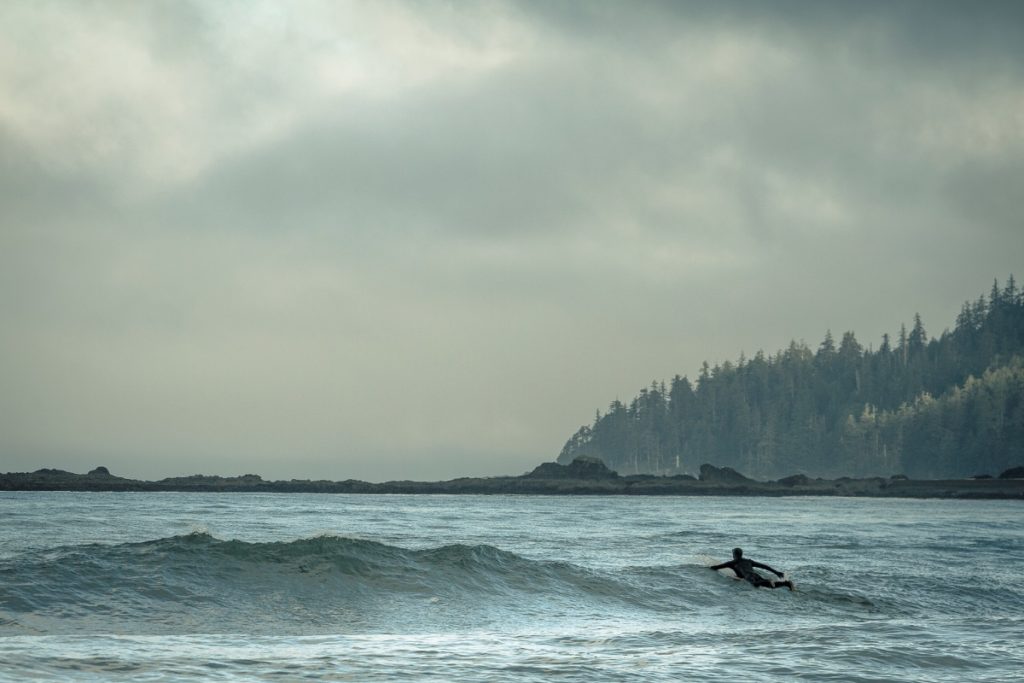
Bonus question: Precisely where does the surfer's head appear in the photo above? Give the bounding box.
[732,547,743,560]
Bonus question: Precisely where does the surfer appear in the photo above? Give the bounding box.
[709,547,794,590]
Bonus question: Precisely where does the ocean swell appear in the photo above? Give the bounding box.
[1,533,687,636]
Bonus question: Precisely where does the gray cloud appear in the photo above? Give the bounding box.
[1,1,1022,480]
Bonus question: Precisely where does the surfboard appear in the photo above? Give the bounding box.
[715,566,742,580]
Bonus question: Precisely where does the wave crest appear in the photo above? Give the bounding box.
[0,533,662,635]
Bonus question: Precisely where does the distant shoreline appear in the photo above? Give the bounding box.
[3,461,1023,500]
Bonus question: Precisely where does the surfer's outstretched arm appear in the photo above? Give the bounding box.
[708,560,734,571]
[750,560,784,577]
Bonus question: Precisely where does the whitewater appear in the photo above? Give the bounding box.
[1,492,1021,681]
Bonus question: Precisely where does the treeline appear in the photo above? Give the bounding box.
[559,277,1024,479]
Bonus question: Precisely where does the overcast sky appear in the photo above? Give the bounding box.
[2,1,1022,481]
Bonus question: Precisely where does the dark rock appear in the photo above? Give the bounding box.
[777,474,810,487]
[970,473,993,480]
[525,456,618,480]
[524,463,565,478]
[88,466,112,477]
[999,466,1024,479]
[698,464,752,483]
[33,468,74,476]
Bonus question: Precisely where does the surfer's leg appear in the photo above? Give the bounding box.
[754,576,793,590]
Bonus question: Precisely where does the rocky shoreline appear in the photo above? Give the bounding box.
[3,459,1023,499]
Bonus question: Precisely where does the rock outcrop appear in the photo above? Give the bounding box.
[999,465,1024,479]
[525,456,619,480]
[776,474,811,487]
[698,464,753,484]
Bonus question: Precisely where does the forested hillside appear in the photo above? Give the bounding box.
[559,278,1024,479]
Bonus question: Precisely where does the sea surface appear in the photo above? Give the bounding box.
[1,492,1021,682]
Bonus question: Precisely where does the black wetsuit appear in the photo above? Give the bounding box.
[709,558,792,589]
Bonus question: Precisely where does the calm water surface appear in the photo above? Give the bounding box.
[1,492,1021,681]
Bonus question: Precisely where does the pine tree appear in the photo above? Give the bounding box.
[908,314,927,355]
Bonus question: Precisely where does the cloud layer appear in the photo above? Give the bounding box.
[2,1,1023,480]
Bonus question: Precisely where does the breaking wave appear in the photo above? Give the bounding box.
[0,533,666,635]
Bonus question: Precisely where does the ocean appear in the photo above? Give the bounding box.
[1,492,1021,681]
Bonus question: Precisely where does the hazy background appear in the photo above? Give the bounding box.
[2,1,1022,481]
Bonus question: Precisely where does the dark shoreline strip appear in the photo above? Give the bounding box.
[2,470,1023,499]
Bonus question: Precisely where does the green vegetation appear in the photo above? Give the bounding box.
[559,277,1024,479]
